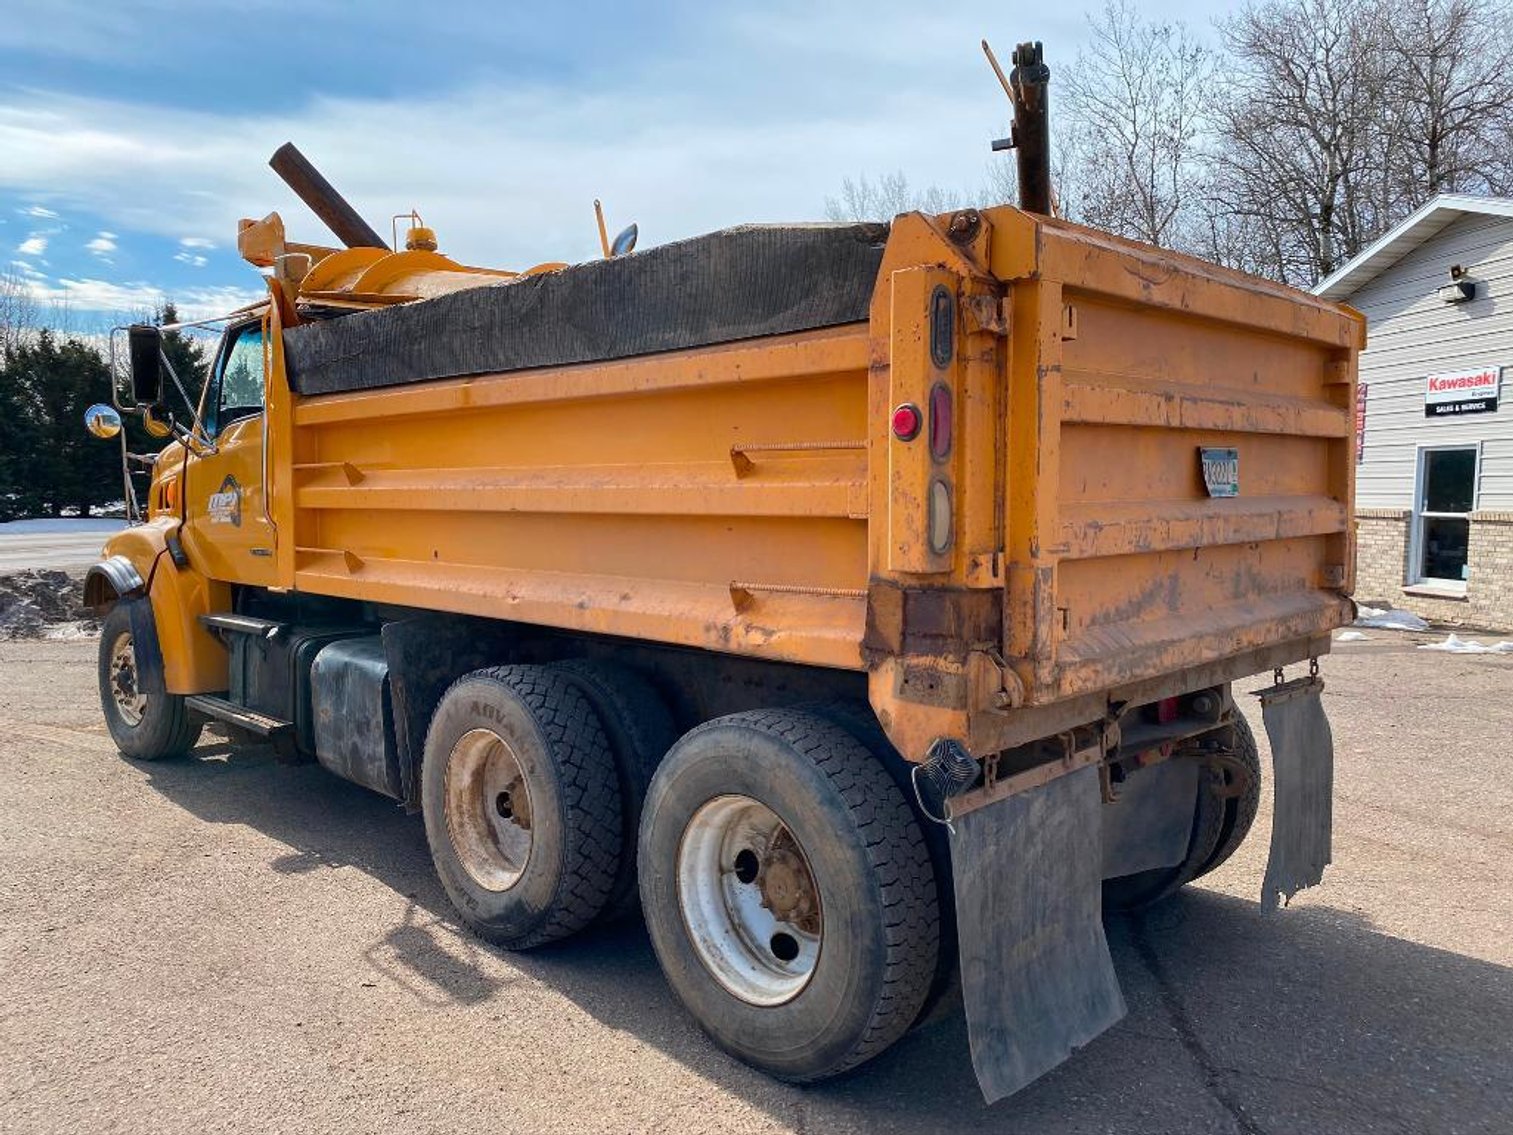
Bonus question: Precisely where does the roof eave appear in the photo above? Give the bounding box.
[1311,193,1513,301]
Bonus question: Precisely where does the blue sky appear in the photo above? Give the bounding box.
[0,1,1227,330]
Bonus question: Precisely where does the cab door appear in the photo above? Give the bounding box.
[181,317,279,587]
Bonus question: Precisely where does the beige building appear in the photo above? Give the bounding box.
[1314,195,1513,632]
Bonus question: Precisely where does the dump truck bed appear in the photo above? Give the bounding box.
[269,205,1361,760]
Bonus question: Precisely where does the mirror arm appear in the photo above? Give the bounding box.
[169,417,217,457]
[158,351,213,442]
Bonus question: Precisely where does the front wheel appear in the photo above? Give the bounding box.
[639,709,939,1082]
[97,600,202,761]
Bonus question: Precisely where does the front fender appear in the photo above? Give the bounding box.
[83,555,147,610]
[96,519,230,695]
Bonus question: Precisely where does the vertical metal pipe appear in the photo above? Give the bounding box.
[1009,42,1052,215]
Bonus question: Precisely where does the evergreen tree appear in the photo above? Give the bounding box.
[0,300,210,520]
[0,331,119,516]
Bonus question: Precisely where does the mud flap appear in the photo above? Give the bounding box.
[1258,675,1333,911]
[1100,758,1200,878]
[124,596,165,694]
[950,764,1127,1103]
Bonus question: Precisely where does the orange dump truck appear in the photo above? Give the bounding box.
[83,115,1360,1099]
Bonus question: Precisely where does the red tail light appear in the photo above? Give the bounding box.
[929,382,952,461]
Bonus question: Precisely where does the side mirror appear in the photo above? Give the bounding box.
[84,403,122,439]
[127,324,164,406]
[611,223,638,257]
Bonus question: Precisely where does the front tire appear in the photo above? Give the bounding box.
[97,600,202,761]
[639,709,938,1082]
[421,666,622,949]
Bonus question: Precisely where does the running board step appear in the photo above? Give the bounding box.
[199,613,285,639]
[185,694,293,739]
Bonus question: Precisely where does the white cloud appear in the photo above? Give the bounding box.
[20,204,59,219]
[9,259,44,278]
[16,276,263,322]
[0,7,1056,271]
[18,234,47,256]
[179,236,214,249]
[174,250,208,268]
[85,231,117,256]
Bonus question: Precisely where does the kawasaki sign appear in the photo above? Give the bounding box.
[1425,366,1501,417]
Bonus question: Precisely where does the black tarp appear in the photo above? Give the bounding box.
[283,222,890,396]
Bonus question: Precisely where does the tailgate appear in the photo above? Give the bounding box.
[1001,219,1363,705]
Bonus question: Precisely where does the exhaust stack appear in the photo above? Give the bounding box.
[269,142,388,250]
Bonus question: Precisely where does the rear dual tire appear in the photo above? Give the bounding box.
[424,680,941,1081]
[1103,715,1263,911]
[638,709,940,1082]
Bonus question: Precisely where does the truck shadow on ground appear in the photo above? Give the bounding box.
[143,740,1513,1134]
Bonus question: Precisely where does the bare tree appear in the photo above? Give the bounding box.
[1059,1,1216,250]
[1208,0,1402,285]
[827,0,1513,284]
[0,269,38,355]
[823,172,963,221]
[1382,0,1513,199]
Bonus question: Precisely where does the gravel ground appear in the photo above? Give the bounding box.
[1,633,1510,1135]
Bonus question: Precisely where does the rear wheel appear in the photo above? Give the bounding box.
[548,659,676,922]
[639,709,938,1082]
[1103,716,1262,911]
[97,601,202,761]
[421,666,622,949]
[802,699,957,1025]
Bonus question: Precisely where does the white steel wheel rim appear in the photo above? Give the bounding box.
[108,631,147,726]
[676,794,823,1007]
[443,728,535,893]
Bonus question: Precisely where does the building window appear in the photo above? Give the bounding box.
[1412,446,1478,588]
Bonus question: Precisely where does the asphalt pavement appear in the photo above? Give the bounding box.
[0,633,1509,1134]
[0,519,123,572]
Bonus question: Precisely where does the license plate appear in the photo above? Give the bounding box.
[1200,447,1239,498]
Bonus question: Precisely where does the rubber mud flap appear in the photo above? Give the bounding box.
[124,596,165,694]
[1100,758,1200,878]
[1258,675,1333,911]
[950,764,1127,1103]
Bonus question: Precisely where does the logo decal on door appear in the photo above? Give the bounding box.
[208,475,242,527]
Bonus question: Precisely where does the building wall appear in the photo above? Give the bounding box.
[1348,210,1513,629]
[1352,211,1513,511]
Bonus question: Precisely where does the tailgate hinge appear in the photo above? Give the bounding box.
[968,645,1024,712]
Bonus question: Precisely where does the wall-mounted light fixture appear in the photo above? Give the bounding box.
[1439,263,1476,303]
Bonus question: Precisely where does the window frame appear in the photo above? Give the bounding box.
[1408,442,1482,591]
[201,318,267,439]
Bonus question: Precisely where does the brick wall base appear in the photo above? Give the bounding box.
[1353,510,1513,632]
